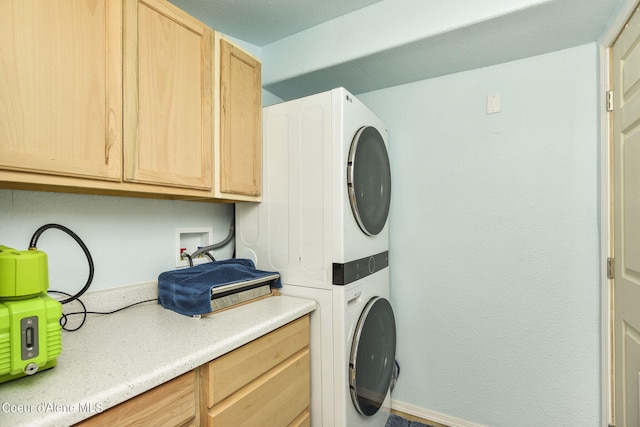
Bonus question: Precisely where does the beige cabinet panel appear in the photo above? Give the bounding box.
[203,316,311,427]
[205,315,309,406]
[0,0,122,181]
[208,349,310,427]
[76,371,197,426]
[215,37,262,200]
[124,0,213,190]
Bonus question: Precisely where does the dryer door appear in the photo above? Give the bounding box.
[347,126,391,236]
[349,297,396,416]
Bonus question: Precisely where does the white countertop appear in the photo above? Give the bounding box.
[0,290,316,426]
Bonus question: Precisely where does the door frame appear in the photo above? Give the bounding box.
[599,1,640,425]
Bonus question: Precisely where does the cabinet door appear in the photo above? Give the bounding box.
[124,0,213,190]
[0,0,122,181]
[76,371,197,426]
[219,39,262,198]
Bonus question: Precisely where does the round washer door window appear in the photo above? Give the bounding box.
[349,297,397,416]
[347,126,391,236]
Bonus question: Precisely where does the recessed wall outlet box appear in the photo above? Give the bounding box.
[175,227,213,267]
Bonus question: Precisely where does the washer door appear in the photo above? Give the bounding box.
[349,297,397,416]
[347,126,391,236]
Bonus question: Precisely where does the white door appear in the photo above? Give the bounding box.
[612,6,640,426]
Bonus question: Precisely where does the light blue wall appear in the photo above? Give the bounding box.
[0,191,234,295]
[358,43,601,426]
[262,89,283,107]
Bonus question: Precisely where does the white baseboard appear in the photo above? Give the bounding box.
[391,399,484,427]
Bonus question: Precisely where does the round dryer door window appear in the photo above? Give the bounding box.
[347,126,391,236]
[349,297,396,416]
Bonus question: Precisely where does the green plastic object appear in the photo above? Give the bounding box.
[0,294,62,383]
[0,246,49,299]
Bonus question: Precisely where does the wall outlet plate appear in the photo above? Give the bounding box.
[487,93,501,114]
[175,227,214,268]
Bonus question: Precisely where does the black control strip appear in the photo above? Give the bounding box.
[332,251,389,285]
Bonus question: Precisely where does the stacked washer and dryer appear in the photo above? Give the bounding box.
[236,88,395,427]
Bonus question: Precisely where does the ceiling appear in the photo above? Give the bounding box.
[169,0,626,101]
[169,0,384,46]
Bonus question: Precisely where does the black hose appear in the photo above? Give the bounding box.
[29,223,94,305]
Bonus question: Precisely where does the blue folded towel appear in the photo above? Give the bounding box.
[157,258,282,316]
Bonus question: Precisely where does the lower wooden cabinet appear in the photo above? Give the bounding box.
[75,315,310,427]
[76,371,197,427]
[207,350,309,426]
[201,315,310,426]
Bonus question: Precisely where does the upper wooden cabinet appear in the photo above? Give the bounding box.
[0,0,123,181]
[0,0,262,202]
[124,0,213,191]
[215,36,262,201]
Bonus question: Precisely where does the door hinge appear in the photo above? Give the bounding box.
[606,90,614,112]
[607,257,614,279]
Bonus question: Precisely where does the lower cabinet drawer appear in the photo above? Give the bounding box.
[76,371,196,427]
[205,316,309,407]
[289,409,311,427]
[208,348,310,427]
